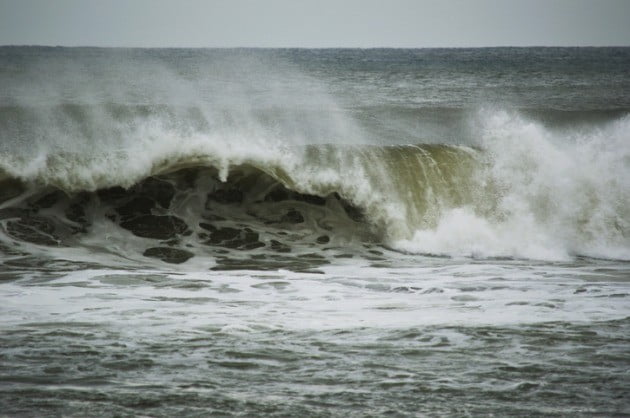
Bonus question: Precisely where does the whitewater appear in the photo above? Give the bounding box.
[0,47,629,416]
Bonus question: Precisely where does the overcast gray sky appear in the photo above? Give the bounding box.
[1,0,629,48]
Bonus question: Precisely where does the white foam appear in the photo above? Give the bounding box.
[394,110,630,261]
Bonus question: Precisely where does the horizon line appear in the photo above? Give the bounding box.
[2,44,630,49]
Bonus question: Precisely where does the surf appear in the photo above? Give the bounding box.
[1,112,628,264]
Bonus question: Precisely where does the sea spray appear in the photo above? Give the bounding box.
[395,110,630,259]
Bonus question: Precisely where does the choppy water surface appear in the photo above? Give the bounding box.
[1,256,629,416]
[1,47,629,416]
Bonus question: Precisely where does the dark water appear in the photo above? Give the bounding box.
[0,47,629,416]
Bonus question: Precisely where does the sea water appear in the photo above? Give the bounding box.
[0,47,629,416]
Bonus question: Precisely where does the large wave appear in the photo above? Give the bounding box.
[1,108,628,262]
[1,48,628,262]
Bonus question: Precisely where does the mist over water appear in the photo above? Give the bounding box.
[1,47,629,416]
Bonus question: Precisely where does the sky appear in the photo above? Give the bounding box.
[1,0,629,48]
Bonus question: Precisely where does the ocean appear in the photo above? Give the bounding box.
[0,46,629,416]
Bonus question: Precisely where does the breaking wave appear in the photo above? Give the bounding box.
[0,108,628,263]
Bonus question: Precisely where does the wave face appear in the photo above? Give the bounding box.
[0,143,482,269]
[1,47,629,262]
